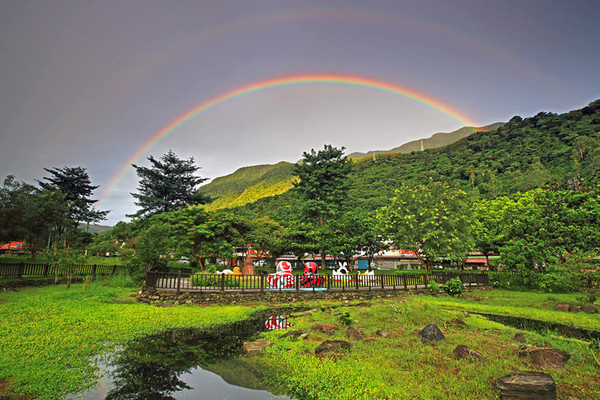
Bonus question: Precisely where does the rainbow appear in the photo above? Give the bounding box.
[101,73,479,200]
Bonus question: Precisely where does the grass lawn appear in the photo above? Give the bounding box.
[0,278,259,400]
[1,284,598,400]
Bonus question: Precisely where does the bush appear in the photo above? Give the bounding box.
[190,272,240,288]
[534,266,578,293]
[428,280,440,295]
[443,277,465,296]
[488,272,532,290]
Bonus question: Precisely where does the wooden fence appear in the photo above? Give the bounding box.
[0,262,126,279]
[145,270,489,295]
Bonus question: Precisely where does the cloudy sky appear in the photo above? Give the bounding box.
[1,0,598,225]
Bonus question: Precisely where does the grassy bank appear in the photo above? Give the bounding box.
[0,279,258,399]
[1,284,598,399]
[252,290,599,400]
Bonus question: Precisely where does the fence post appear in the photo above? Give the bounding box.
[220,273,225,293]
[355,274,360,291]
[403,275,407,290]
[176,269,182,296]
[18,262,24,279]
[327,274,331,291]
[380,274,385,290]
[295,275,300,293]
[43,264,49,277]
[260,274,265,293]
[92,264,97,276]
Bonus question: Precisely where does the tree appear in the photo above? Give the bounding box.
[130,150,210,219]
[0,176,67,257]
[292,144,352,269]
[39,166,108,227]
[377,180,473,272]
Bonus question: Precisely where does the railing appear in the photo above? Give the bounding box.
[145,270,490,295]
[0,262,126,279]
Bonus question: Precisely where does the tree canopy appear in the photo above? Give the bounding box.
[130,150,210,219]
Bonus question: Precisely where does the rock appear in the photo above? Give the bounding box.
[474,296,484,301]
[522,348,570,369]
[463,311,470,317]
[418,324,446,344]
[496,370,556,399]
[513,333,527,343]
[450,318,468,328]
[453,345,486,361]
[346,326,363,341]
[310,323,339,334]
[243,339,273,355]
[294,311,312,317]
[299,333,310,340]
[556,303,571,312]
[279,329,303,339]
[315,340,352,356]
[580,305,598,314]
[376,329,391,338]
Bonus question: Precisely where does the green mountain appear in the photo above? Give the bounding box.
[198,161,296,210]
[235,99,600,224]
[200,124,505,211]
[346,123,504,159]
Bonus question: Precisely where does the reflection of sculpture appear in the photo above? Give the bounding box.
[264,315,292,330]
[266,261,295,289]
[299,261,326,290]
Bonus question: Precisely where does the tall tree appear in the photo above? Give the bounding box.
[130,150,210,219]
[377,180,473,272]
[39,166,108,228]
[292,144,352,269]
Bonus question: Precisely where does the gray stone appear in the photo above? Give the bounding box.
[376,329,391,338]
[496,370,556,399]
[294,312,312,317]
[450,318,468,328]
[453,344,486,361]
[418,324,446,344]
[315,340,352,356]
[243,339,273,355]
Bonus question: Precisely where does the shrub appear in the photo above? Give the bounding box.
[428,280,440,295]
[534,265,578,293]
[443,277,465,296]
[190,272,240,288]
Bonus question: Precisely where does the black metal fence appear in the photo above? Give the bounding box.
[0,262,126,279]
[145,270,489,295]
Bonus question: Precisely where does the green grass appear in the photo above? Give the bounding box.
[250,291,600,400]
[2,285,599,400]
[0,255,126,266]
[0,279,259,399]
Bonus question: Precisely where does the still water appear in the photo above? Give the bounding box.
[65,312,293,400]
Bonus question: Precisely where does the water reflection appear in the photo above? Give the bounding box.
[67,313,293,400]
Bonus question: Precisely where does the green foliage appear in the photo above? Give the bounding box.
[292,144,353,268]
[338,312,352,326]
[534,266,578,293]
[39,166,108,226]
[130,150,210,219]
[443,277,465,296]
[377,180,473,271]
[428,279,440,295]
[135,223,171,273]
[190,272,239,287]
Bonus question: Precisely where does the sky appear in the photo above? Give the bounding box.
[1,0,599,225]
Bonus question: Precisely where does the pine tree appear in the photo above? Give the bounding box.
[130,150,210,219]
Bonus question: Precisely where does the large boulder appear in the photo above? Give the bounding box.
[315,340,352,356]
[555,303,571,312]
[580,305,598,314]
[418,324,446,344]
[496,370,556,399]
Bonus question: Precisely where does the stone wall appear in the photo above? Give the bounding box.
[137,288,413,306]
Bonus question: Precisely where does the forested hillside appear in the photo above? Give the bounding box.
[346,123,504,159]
[197,161,296,210]
[236,99,600,224]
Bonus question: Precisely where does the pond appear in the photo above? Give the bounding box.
[65,311,295,400]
